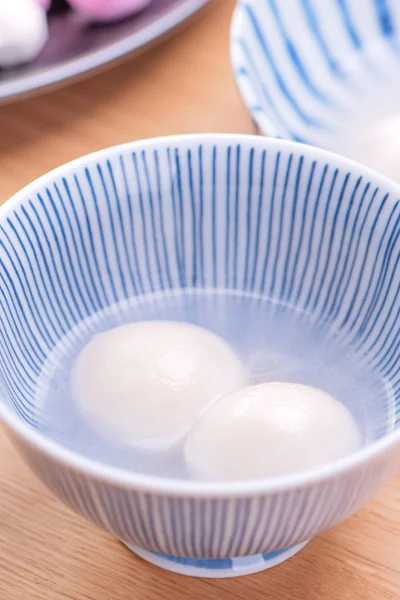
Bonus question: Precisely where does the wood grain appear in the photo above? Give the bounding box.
[0,1,399,598]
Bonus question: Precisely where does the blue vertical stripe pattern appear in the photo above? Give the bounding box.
[1,135,400,561]
[231,0,400,142]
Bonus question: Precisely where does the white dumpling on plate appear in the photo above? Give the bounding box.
[0,0,48,67]
[352,113,400,183]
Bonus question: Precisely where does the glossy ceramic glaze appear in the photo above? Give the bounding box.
[1,134,400,577]
[231,0,400,151]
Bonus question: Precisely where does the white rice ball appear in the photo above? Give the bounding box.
[0,0,48,67]
[185,382,361,481]
[72,321,248,450]
[352,113,400,182]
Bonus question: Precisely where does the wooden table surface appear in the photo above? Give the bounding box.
[1,2,400,598]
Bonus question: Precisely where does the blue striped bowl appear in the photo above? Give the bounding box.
[231,0,400,150]
[1,134,400,578]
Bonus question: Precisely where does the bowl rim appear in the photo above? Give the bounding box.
[1,132,400,498]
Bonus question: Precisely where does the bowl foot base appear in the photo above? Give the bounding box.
[123,540,309,578]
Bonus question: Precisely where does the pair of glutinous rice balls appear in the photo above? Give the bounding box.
[72,321,361,482]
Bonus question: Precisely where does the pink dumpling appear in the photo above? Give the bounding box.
[33,0,51,9]
[67,0,152,21]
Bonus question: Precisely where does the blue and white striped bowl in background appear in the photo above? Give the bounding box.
[1,134,400,578]
[231,0,400,148]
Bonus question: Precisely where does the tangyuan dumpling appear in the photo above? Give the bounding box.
[353,114,400,182]
[185,382,362,481]
[72,321,248,450]
[0,0,48,67]
[67,0,152,21]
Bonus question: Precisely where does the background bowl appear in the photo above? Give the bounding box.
[231,0,400,171]
[1,134,400,578]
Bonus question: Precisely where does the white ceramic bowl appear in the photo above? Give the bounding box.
[1,134,400,578]
[231,0,400,179]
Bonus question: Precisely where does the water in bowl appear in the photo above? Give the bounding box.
[35,289,391,479]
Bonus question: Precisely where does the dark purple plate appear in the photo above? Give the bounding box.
[0,0,210,104]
